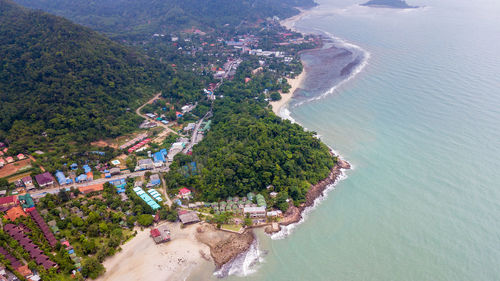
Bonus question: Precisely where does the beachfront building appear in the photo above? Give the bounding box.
[243,206,266,218]
[178,211,200,225]
[150,224,170,244]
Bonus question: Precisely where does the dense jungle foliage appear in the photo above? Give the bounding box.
[13,0,316,40]
[0,0,173,151]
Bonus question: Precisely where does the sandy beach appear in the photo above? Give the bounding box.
[270,70,307,116]
[96,222,212,281]
[270,8,313,117]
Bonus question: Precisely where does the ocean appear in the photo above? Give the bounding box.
[189,0,500,280]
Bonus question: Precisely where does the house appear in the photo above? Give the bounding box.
[153,151,166,167]
[55,171,72,185]
[0,195,18,208]
[5,157,14,163]
[83,165,91,173]
[176,111,183,118]
[18,194,34,208]
[75,174,88,183]
[21,176,34,190]
[150,224,171,244]
[4,206,27,221]
[136,158,154,170]
[34,172,55,188]
[17,154,25,160]
[243,206,266,218]
[109,167,121,175]
[149,174,161,186]
[178,188,192,199]
[16,265,32,279]
[269,192,278,198]
[178,212,200,225]
[183,123,196,132]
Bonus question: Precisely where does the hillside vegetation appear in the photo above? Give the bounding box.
[13,0,316,40]
[0,0,172,151]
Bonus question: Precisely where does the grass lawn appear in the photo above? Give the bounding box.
[221,224,242,232]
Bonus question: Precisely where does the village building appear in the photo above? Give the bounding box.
[136,158,154,170]
[21,176,35,190]
[178,187,192,199]
[149,174,161,186]
[34,172,55,188]
[0,195,18,209]
[4,206,27,221]
[109,167,121,175]
[150,224,171,244]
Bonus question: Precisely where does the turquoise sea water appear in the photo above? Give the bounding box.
[190,0,500,280]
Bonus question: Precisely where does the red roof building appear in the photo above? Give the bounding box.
[178,188,192,199]
[0,195,18,207]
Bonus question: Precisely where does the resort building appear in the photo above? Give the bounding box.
[243,206,266,218]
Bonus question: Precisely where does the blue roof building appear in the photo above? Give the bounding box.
[83,165,91,173]
[55,171,73,185]
[153,151,166,163]
[76,174,87,183]
[70,163,78,170]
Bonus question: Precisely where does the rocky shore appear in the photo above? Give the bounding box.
[279,158,351,227]
[195,223,255,268]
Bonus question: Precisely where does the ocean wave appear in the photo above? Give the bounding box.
[213,238,265,278]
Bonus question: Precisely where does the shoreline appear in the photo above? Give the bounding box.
[96,222,255,281]
[269,8,313,116]
[269,70,307,116]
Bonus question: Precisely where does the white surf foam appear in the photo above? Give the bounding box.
[214,238,264,278]
[270,168,348,240]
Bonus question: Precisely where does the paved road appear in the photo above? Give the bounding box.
[183,110,212,153]
[29,167,169,199]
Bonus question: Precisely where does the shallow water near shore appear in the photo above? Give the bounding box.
[190,0,500,280]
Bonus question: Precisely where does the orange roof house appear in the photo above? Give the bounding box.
[16,265,32,278]
[4,206,27,221]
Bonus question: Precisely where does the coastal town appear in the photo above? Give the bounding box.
[0,9,353,280]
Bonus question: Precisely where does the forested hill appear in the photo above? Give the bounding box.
[13,0,316,40]
[0,0,172,151]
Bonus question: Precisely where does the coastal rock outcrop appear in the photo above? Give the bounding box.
[195,224,254,268]
[278,159,351,229]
